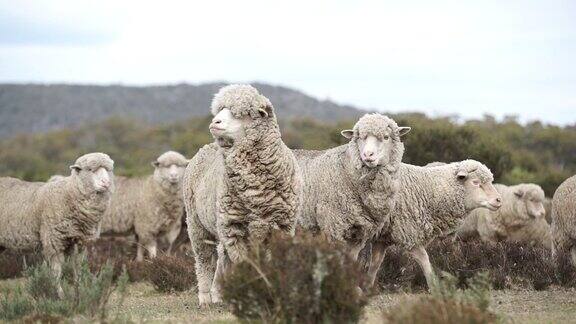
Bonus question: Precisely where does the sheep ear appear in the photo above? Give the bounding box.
[341,130,354,139]
[257,108,269,118]
[456,170,468,180]
[69,165,81,173]
[514,189,524,198]
[151,161,160,168]
[398,127,411,137]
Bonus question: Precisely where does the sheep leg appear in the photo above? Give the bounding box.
[165,221,182,256]
[364,241,388,289]
[409,246,436,289]
[45,249,65,298]
[147,240,158,259]
[210,244,229,304]
[136,243,145,262]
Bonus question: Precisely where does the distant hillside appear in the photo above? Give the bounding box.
[0,83,364,138]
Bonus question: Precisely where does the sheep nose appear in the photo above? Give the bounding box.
[364,150,374,158]
[212,118,222,125]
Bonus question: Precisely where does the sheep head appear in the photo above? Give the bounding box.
[454,160,501,212]
[69,152,115,194]
[209,84,275,148]
[511,183,546,219]
[341,113,410,169]
[152,151,189,189]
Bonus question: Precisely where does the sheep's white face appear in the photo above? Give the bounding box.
[153,161,188,188]
[514,188,546,219]
[209,108,252,147]
[459,172,502,212]
[356,134,393,168]
[72,166,114,194]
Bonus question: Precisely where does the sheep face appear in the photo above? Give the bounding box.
[70,153,115,194]
[513,185,546,219]
[209,108,253,147]
[356,134,393,168]
[152,158,188,188]
[458,171,502,212]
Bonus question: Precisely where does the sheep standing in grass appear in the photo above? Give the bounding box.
[184,84,302,306]
[100,151,189,261]
[0,153,114,296]
[551,175,576,269]
[294,113,410,262]
[457,183,550,249]
[363,160,502,289]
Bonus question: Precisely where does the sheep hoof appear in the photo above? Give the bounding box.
[198,292,212,307]
[211,289,223,304]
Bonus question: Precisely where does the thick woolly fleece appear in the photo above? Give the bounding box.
[100,152,188,247]
[294,114,404,253]
[184,85,302,300]
[0,153,114,262]
[551,175,576,262]
[378,160,494,250]
[458,183,551,248]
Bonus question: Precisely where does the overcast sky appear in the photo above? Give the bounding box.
[0,0,575,125]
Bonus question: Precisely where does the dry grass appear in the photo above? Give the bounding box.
[2,279,575,323]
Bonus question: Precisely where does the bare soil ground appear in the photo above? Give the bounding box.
[2,279,575,323]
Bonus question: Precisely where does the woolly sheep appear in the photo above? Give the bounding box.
[0,153,114,296]
[457,183,550,249]
[551,175,576,269]
[363,160,502,289]
[184,84,302,306]
[294,113,410,262]
[100,151,189,261]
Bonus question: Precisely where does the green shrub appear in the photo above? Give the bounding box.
[383,272,497,324]
[0,252,129,322]
[222,233,367,324]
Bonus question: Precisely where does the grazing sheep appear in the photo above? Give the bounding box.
[100,151,189,261]
[363,160,502,289]
[294,113,410,262]
[184,84,302,306]
[0,153,114,296]
[457,183,550,249]
[551,175,576,269]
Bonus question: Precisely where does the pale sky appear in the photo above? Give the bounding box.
[1,0,575,124]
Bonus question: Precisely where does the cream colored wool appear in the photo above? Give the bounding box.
[457,183,550,248]
[361,160,496,289]
[294,114,406,258]
[0,153,114,293]
[551,175,576,267]
[184,84,302,304]
[100,151,188,259]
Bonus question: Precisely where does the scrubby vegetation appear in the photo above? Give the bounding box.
[221,233,367,324]
[382,272,498,324]
[1,113,575,196]
[378,238,558,291]
[0,253,128,322]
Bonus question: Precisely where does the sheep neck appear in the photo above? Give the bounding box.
[66,177,111,236]
[219,120,297,230]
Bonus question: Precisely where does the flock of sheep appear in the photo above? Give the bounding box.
[0,84,574,306]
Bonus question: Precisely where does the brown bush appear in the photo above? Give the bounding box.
[378,238,555,291]
[222,232,367,324]
[383,296,497,324]
[0,251,43,280]
[143,255,195,293]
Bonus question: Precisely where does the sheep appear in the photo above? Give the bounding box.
[99,151,189,261]
[184,84,302,306]
[456,183,550,249]
[294,113,410,263]
[551,175,576,269]
[363,160,502,289]
[0,153,114,296]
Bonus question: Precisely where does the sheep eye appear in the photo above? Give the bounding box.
[383,135,390,140]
